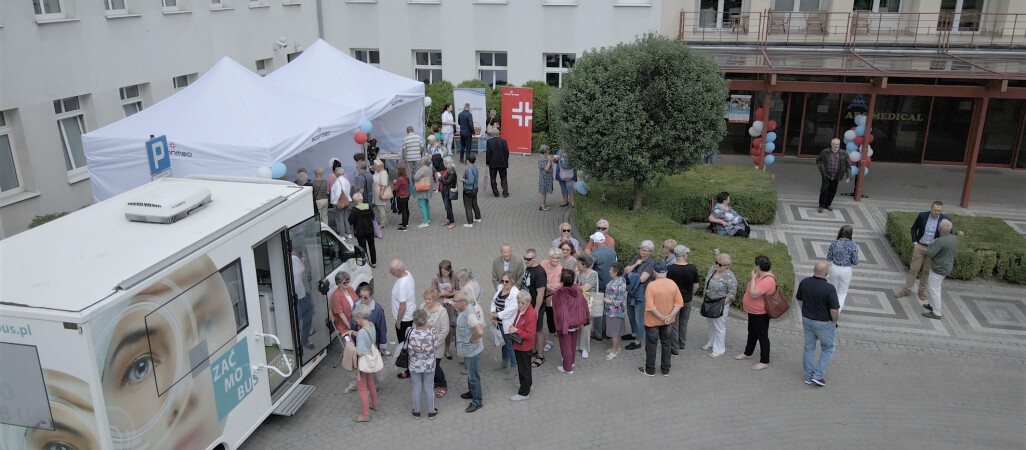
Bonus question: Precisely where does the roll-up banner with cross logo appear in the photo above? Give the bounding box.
[501,87,533,154]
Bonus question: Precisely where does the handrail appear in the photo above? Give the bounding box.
[251,333,295,378]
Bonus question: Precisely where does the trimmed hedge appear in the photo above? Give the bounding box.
[577,181,794,309]
[886,212,1026,285]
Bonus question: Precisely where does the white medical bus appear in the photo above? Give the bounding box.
[0,177,372,450]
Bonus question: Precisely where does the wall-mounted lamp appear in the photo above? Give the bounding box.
[274,36,288,50]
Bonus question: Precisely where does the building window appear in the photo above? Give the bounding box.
[853,0,900,12]
[544,53,575,88]
[353,49,380,67]
[162,0,187,12]
[0,112,24,196]
[939,0,983,31]
[119,85,143,117]
[772,0,821,12]
[414,50,443,84]
[53,96,88,173]
[255,58,273,75]
[699,0,744,29]
[478,52,508,88]
[173,74,193,90]
[104,0,127,13]
[33,0,66,18]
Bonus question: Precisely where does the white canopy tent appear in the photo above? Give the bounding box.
[83,57,363,201]
[264,39,426,174]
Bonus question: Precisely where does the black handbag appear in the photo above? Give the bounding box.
[700,295,726,318]
[509,332,524,345]
[395,328,412,368]
[448,188,459,201]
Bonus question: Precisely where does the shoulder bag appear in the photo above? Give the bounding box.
[762,275,789,319]
[358,344,384,373]
[414,174,432,192]
[699,273,726,318]
[380,182,394,200]
[394,328,413,369]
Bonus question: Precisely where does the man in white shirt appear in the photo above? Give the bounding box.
[329,167,353,238]
[390,259,416,377]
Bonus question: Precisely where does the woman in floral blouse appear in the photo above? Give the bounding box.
[407,309,439,419]
[826,225,859,313]
[603,262,628,360]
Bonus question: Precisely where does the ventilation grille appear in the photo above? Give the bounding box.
[125,202,162,209]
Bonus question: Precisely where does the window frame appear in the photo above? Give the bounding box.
[0,111,25,197]
[353,49,381,67]
[172,74,193,90]
[53,96,88,177]
[853,0,901,12]
[104,0,128,14]
[413,50,443,84]
[477,51,508,88]
[119,85,143,117]
[255,58,273,75]
[543,53,575,88]
[32,0,66,20]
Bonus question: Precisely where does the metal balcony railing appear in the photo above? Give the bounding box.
[676,9,1026,49]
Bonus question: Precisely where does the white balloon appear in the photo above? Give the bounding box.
[752,120,764,133]
[256,166,272,178]
[424,96,433,108]
[844,130,856,141]
[867,146,874,158]
[748,127,760,137]
[849,151,861,163]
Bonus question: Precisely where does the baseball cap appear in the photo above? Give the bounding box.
[673,245,691,256]
[589,232,606,243]
[653,261,668,273]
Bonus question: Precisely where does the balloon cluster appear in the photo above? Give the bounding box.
[256,162,287,179]
[355,120,373,145]
[748,108,778,166]
[843,114,873,177]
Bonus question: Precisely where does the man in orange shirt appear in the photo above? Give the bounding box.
[639,262,684,377]
[584,219,615,254]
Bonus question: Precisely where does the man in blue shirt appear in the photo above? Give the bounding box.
[457,103,475,164]
[898,201,951,301]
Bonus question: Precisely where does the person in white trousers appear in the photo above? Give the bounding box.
[826,225,859,312]
[441,103,456,155]
[702,253,737,358]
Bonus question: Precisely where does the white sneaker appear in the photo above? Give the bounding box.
[418,223,430,228]
[557,366,574,375]
[511,394,529,401]
[474,219,482,223]
[581,350,589,359]
[543,341,553,352]
[463,223,473,228]
[702,344,712,350]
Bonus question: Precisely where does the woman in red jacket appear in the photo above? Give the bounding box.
[552,268,590,375]
[507,290,537,401]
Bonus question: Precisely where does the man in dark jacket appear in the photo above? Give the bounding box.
[485,128,510,197]
[457,103,475,164]
[897,201,951,301]
[815,138,851,213]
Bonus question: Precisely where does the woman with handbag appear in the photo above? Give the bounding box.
[552,268,590,375]
[554,149,576,208]
[372,159,391,228]
[439,158,458,229]
[736,255,776,370]
[508,291,537,401]
[432,260,457,360]
[347,193,377,268]
[702,253,737,358]
[393,164,411,231]
[351,304,381,423]
[574,253,598,359]
[423,288,450,398]
[407,309,439,419]
[490,271,520,376]
[412,156,434,228]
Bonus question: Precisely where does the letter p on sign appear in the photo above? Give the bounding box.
[146,135,172,178]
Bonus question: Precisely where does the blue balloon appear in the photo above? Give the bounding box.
[764,155,775,165]
[855,125,866,136]
[863,167,869,176]
[765,142,776,153]
[846,142,858,152]
[854,114,866,126]
[766,131,777,143]
[359,120,373,134]
[850,166,858,177]
[271,162,287,179]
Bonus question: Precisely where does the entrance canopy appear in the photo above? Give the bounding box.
[83,57,362,201]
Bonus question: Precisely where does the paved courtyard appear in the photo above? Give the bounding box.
[242,155,1025,449]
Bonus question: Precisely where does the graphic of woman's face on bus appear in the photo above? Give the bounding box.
[97,257,236,449]
[22,370,99,450]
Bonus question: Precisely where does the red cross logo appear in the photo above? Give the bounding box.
[169,141,176,149]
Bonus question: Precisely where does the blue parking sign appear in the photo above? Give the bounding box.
[146,135,172,178]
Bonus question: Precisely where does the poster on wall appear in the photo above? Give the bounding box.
[501,87,533,154]
[728,95,752,123]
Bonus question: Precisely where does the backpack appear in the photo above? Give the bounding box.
[431,153,445,173]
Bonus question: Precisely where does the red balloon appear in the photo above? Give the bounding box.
[766,120,778,132]
[752,155,762,166]
[750,146,761,156]
[866,134,875,144]
[354,131,368,144]
[752,138,762,147]
[853,136,864,146]
[865,155,872,168]
[754,108,766,121]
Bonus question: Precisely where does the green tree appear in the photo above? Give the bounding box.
[552,33,728,210]
[522,80,550,134]
[424,80,454,129]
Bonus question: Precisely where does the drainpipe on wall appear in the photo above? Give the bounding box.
[316,0,324,39]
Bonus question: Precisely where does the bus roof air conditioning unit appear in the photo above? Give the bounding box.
[124,183,212,224]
